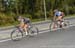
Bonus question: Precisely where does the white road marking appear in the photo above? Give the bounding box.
[0,39,11,43]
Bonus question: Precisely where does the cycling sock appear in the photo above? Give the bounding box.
[26,31,28,35]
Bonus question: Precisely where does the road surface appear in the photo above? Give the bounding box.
[0,18,75,48]
[0,26,75,48]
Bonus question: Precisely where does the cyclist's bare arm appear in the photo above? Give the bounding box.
[18,19,24,28]
[53,16,56,21]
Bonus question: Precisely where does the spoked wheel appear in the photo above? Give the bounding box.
[62,20,70,28]
[28,26,39,36]
[49,21,58,31]
[65,20,70,26]
[11,28,23,41]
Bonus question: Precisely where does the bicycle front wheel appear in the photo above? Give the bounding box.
[49,22,58,31]
[11,28,23,41]
[49,22,54,31]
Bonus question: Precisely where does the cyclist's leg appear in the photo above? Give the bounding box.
[53,17,58,29]
[23,24,29,35]
[19,22,25,29]
[57,16,63,28]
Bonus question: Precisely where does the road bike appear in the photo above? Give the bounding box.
[49,19,70,31]
[11,24,39,41]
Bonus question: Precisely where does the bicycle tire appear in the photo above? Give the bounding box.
[11,28,23,41]
[28,26,39,36]
[62,20,70,27]
[49,21,54,31]
[49,21,59,31]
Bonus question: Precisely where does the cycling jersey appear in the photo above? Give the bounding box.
[54,11,62,16]
[23,18,30,24]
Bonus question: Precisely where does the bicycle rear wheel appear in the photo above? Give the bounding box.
[11,28,23,41]
[28,26,39,36]
[62,20,70,28]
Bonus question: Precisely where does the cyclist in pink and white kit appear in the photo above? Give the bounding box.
[53,9,65,28]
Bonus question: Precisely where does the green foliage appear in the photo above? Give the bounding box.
[69,7,75,14]
[0,13,15,26]
[22,14,32,19]
[0,0,75,26]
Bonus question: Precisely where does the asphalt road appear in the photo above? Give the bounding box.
[0,18,75,48]
[0,18,75,40]
[0,26,75,48]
